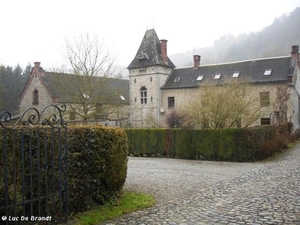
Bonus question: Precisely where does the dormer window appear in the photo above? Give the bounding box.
[137,51,149,70]
[214,73,221,79]
[139,59,146,69]
[197,75,204,81]
[232,71,240,78]
[174,77,181,82]
[264,69,272,76]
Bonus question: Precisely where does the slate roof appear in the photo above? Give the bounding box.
[41,72,129,104]
[127,29,175,69]
[161,56,294,89]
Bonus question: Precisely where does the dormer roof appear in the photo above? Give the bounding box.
[161,56,293,89]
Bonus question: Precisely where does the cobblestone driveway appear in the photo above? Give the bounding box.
[103,146,300,225]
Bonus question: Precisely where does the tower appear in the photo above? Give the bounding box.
[127,29,175,127]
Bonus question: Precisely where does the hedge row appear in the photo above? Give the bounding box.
[125,123,293,162]
[68,125,128,213]
[0,125,128,217]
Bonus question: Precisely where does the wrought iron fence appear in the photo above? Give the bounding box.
[0,104,68,224]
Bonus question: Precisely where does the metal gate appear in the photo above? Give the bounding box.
[0,105,68,224]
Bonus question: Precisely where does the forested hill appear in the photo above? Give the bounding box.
[170,7,300,67]
[0,65,31,113]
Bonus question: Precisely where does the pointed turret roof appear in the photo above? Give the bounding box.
[127,29,175,69]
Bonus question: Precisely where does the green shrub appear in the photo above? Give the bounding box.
[0,125,128,217]
[0,126,66,217]
[68,125,128,214]
[174,129,196,159]
[126,129,170,157]
[125,123,295,162]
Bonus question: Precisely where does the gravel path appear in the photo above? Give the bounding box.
[103,146,300,224]
[123,157,263,204]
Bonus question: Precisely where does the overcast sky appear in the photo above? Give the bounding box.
[0,0,299,71]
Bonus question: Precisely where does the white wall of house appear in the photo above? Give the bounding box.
[290,65,300,129]
[160,82,295,128]
[129,65,172,127]
[19,75,54,115]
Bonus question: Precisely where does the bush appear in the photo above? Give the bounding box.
[0,125,128,217]
[126,129,169,157]
[0,126,66,218]
[67,125,128,213]
[125,123,295,162]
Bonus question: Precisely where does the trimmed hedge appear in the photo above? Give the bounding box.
[125,123,293,162]
[0,127,62,217]
[0,125,128,217]
[68,125,128,213]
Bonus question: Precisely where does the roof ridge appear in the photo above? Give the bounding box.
[175,55,291,69]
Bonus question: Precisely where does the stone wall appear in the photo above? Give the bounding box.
[129,65,172,127]
[19,73,54,115]
[160,82,294,128]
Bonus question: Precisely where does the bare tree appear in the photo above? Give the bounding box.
[273,86,290,113]
[184,76,262,129]
[51,33,126,121]
[63,33,117,77]
[272,86,290,123]
[165,109,186,128]
[145,113,162,128]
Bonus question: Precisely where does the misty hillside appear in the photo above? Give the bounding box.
[169,7,300,67]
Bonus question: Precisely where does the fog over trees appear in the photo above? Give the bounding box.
[0,7,299,114]
[170,7,300,67]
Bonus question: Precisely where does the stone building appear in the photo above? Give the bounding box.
[18,29,300,129]
[19,62,129,126]
[128,29,300,128]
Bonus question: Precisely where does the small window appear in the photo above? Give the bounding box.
[197,75,204,81]
[32,89,39,105]
[150,77,152,82]
[214,73,221,79]
[168,97,175,108]
[261,118,271,125]
[140,86,147,104]
[260,92,270,106]
[232,71,240,78]
[174,77,181,82]
[69,112,75,121]
[264,69,272,76]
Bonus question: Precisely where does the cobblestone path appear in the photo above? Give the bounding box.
[103,146,300,225]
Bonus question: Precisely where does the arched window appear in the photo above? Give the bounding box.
[140,86,147,104]
[32,89,39,105]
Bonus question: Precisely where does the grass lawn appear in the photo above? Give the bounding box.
[70,191,155,225]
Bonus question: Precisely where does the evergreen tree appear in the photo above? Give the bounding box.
[0,63,31,114]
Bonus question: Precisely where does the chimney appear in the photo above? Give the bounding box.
[193,55,201,68]
[30,62,44,77]
[34,61,41,68]
[160,39,168,63]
